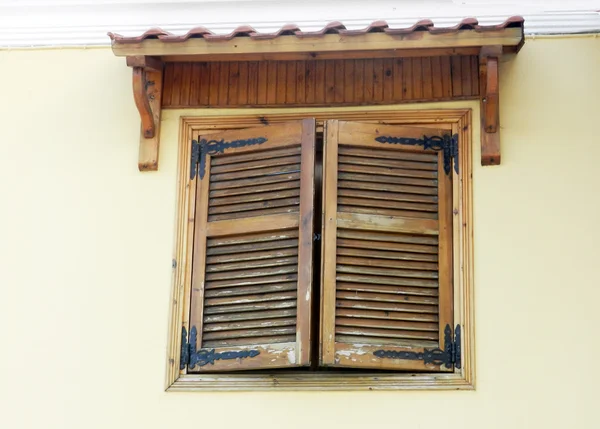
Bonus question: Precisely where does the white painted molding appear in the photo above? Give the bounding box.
[1,0,599,47]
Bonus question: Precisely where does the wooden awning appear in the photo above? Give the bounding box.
[109,17,524,170]
[109,17,524,61]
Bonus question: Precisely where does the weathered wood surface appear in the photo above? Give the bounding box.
[162,56,480,108]
[188,119,315,372]
[320,120,454,372]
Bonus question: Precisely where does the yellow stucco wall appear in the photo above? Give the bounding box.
[1,35,599,428]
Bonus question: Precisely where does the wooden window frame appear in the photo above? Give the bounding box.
[166,106,474,391]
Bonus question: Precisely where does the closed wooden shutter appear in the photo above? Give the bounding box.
[320,120,455,371]
[188,119,316,372]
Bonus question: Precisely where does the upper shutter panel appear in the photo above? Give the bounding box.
[321,120,455,371]
[188,119,315,372]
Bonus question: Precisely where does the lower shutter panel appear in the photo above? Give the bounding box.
[321,120,455,371]
[188,119,315,372]
[202,229,300,348]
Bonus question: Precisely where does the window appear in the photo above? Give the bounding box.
[167,108,474,390]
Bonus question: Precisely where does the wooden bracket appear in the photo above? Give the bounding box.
[129,56,164,171]
[479,46,502,165]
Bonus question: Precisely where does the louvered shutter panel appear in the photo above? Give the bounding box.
[320,120,455,371]
[188,119,315,372]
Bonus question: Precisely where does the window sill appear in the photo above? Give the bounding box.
[167,370,474,391]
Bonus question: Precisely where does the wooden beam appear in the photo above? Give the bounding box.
[160,47,484,63]
[126,55,164,71]
[132,67,155,138]
[479,45,502,166]
[132,67,163,171]
[111,28,523,59]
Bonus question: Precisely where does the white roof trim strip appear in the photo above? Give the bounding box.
[1,1,599,47]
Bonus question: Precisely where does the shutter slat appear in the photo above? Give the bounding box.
[321,120,454,371]
[338,205,438,219]
[336,282,439,297]
[210,179,300,198]
[210,155,300,174]
[336,298,438,314]
[339,179,437,195]
[337,247,438,262]
[336,256,438,271]
[338,188,438,204]
[211,154,301,174]
[338,163,437,180]
[335,326,439,341]
[206,248,297,265]
[338,196,438,212]
[336,291,438,305]
[208,230,299,246]
[336,264,439,279]
[204,299,297,315]
[338,238,438,254]
[205,291,297,306]
[189,119,315,372]
[206,256,299,272]
[210,188,301,206]
[205,273,299,289]
[338,171,437,188]
[336,318,439,332]
[204,317,298,332]
[336,308,439,323]
[335,335,438,348]
[209,205,299,222]
[207,238,298,255]
[205,282,298,298]
[203,335,297,348]
[210,172,301,191]
[204,308,297,323]
[208,196,300,215]
[203,326,297,341]
[211,163,301,182]
[335,274,437,288]
[337,229,438,245]
[338,154,438,171]
[210,146,300,166]
[338,145,437,163]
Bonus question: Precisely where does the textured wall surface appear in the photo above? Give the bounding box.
[1,36,599,428]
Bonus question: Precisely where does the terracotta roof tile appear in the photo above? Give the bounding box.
[108,16,524,44]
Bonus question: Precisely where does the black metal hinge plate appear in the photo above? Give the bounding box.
[180,326,189,370]
[373,324,462,369]
[374,133,459,175]
[190,137,269,180]
[180,326,261,370]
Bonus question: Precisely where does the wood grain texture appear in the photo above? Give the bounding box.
[134,68,163,171]
[112,28,524,59]
[166,108,474,390]
[162,56,479,108]
[479,48,501,165]
[321,120,454,372]
[188,119,316,373]
[296,119,316,365]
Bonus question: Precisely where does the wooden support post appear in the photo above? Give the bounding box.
[479,46,502,165]
[129,57,164,171]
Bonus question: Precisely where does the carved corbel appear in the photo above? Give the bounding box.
[479,46,502,165]
[129,56,164,171]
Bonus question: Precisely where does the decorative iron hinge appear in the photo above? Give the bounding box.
[190,136,269,180]
[180,326,189,370]
[180,326,261,370]
[374,133,459,176]
[373,324,462,369]
[189,140,201,181]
